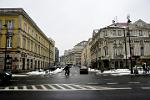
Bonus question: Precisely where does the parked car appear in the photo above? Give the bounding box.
[80,66,88,74]
[0,70,12,83]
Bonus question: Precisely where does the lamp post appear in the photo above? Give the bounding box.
[127,16,133,74]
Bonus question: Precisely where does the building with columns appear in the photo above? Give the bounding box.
[0,8,55,72]
[90,19,150,71]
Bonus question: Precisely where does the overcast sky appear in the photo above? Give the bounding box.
[1,0,150,56]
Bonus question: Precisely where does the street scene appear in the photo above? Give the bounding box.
[1,0,150,100]
[1,66,150,100]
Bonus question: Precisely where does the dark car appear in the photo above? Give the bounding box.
[0,70,12,83]
[80,66,88,74]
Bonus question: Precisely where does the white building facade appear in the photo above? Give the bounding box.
[90,19,150,70]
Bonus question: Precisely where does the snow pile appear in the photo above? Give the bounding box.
[13,68,64,77]
[104,69,130,76]
[27,70,45,75]
[97,69,131,76]
[88,68,99,72]
[12,74,28,77]
[49,68,63,74]
[27,68,64,76]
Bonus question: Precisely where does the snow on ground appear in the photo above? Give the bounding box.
[12,74,29,77]
[89,68,146,76]
[48,68,63,74]
[12,68,64,77]
[27,68,63,75]
[13,67,147,77]
[102,69,131,76]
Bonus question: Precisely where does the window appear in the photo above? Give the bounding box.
[118,46,123,55]
[31,41,33,51]
[32,30,34,37]
[28,27,31,34]
[7,37,12,48]
[23,37,26,49]
[38,45,40,54]
[139,30,143,36]
[0,20,2,32]
[114,47,117,56]
[118,30,121,36]
[104,31,107,37]
[24,23,27,32]
[35,44,37,53]
[104,47,108,56]
[113,30,116,36]
[141,47,144,56]
[27,39,30,50]
[36,34,38,39]
[6,20,14,33]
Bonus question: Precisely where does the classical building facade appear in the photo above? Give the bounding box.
[90,19,150,70]
[81,38,92,67]
[0,8,55,72]
[60,41,87,66]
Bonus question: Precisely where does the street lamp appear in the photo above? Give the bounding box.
[127,16,133,74]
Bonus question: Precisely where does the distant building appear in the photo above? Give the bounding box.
[60,41,87,66]
[81,38,92,67]
[55,47,59,65]
[0,8,55,72]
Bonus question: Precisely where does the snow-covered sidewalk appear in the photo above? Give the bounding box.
[96,69,131,76]
[89,68,148,76]
[12,68,64,77]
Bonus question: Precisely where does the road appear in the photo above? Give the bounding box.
[0,66,150,100]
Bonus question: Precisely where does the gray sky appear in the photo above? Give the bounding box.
[1,0,150,56]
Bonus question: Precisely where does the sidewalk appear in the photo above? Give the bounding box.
[89,68,150,76]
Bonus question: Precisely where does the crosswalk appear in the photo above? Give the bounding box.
[0,84,132,91]
[0,84,96,91]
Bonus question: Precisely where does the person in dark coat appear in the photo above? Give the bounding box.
[63,65,70,76]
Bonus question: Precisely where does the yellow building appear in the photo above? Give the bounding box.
[0,8,55,72]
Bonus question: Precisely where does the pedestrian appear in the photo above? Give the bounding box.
[142,63,147,74]
[63,65,70,76]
